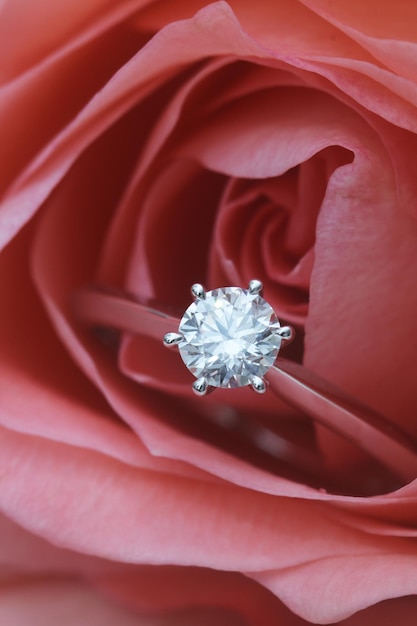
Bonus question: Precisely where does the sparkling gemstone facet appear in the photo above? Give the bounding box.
[178,287,282,388]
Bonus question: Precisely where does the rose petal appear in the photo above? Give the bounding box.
[138,0,360,60]
[252,555,417,624]
[0,0,152,82]
[2,426,417,623]
[177,87,358,178]
[0,1,151,195]
[125,159,224,306]
[300,0,417,83]
[0,512,130,577]
[0,425,414,567]
[305,127,417,436]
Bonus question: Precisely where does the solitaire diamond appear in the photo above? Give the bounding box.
[177,286,282,389]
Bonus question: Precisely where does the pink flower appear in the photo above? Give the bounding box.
[1,0,417,623]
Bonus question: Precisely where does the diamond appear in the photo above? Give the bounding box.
[177,286,282,388]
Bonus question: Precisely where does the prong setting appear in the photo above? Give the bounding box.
[191,283,206,300]
[192,377,209,396]
[163,332,183,348]
[250,375,267,394]
[277,326,294,343]
[248,279,263,295]
[164,281,295,396]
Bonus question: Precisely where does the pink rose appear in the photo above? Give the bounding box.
[1,0,417,623]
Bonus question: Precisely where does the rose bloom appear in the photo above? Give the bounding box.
[1,0,417,624]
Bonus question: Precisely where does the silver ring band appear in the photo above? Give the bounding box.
[72,286,417,484]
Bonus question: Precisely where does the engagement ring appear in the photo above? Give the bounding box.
[73,282,417,484]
